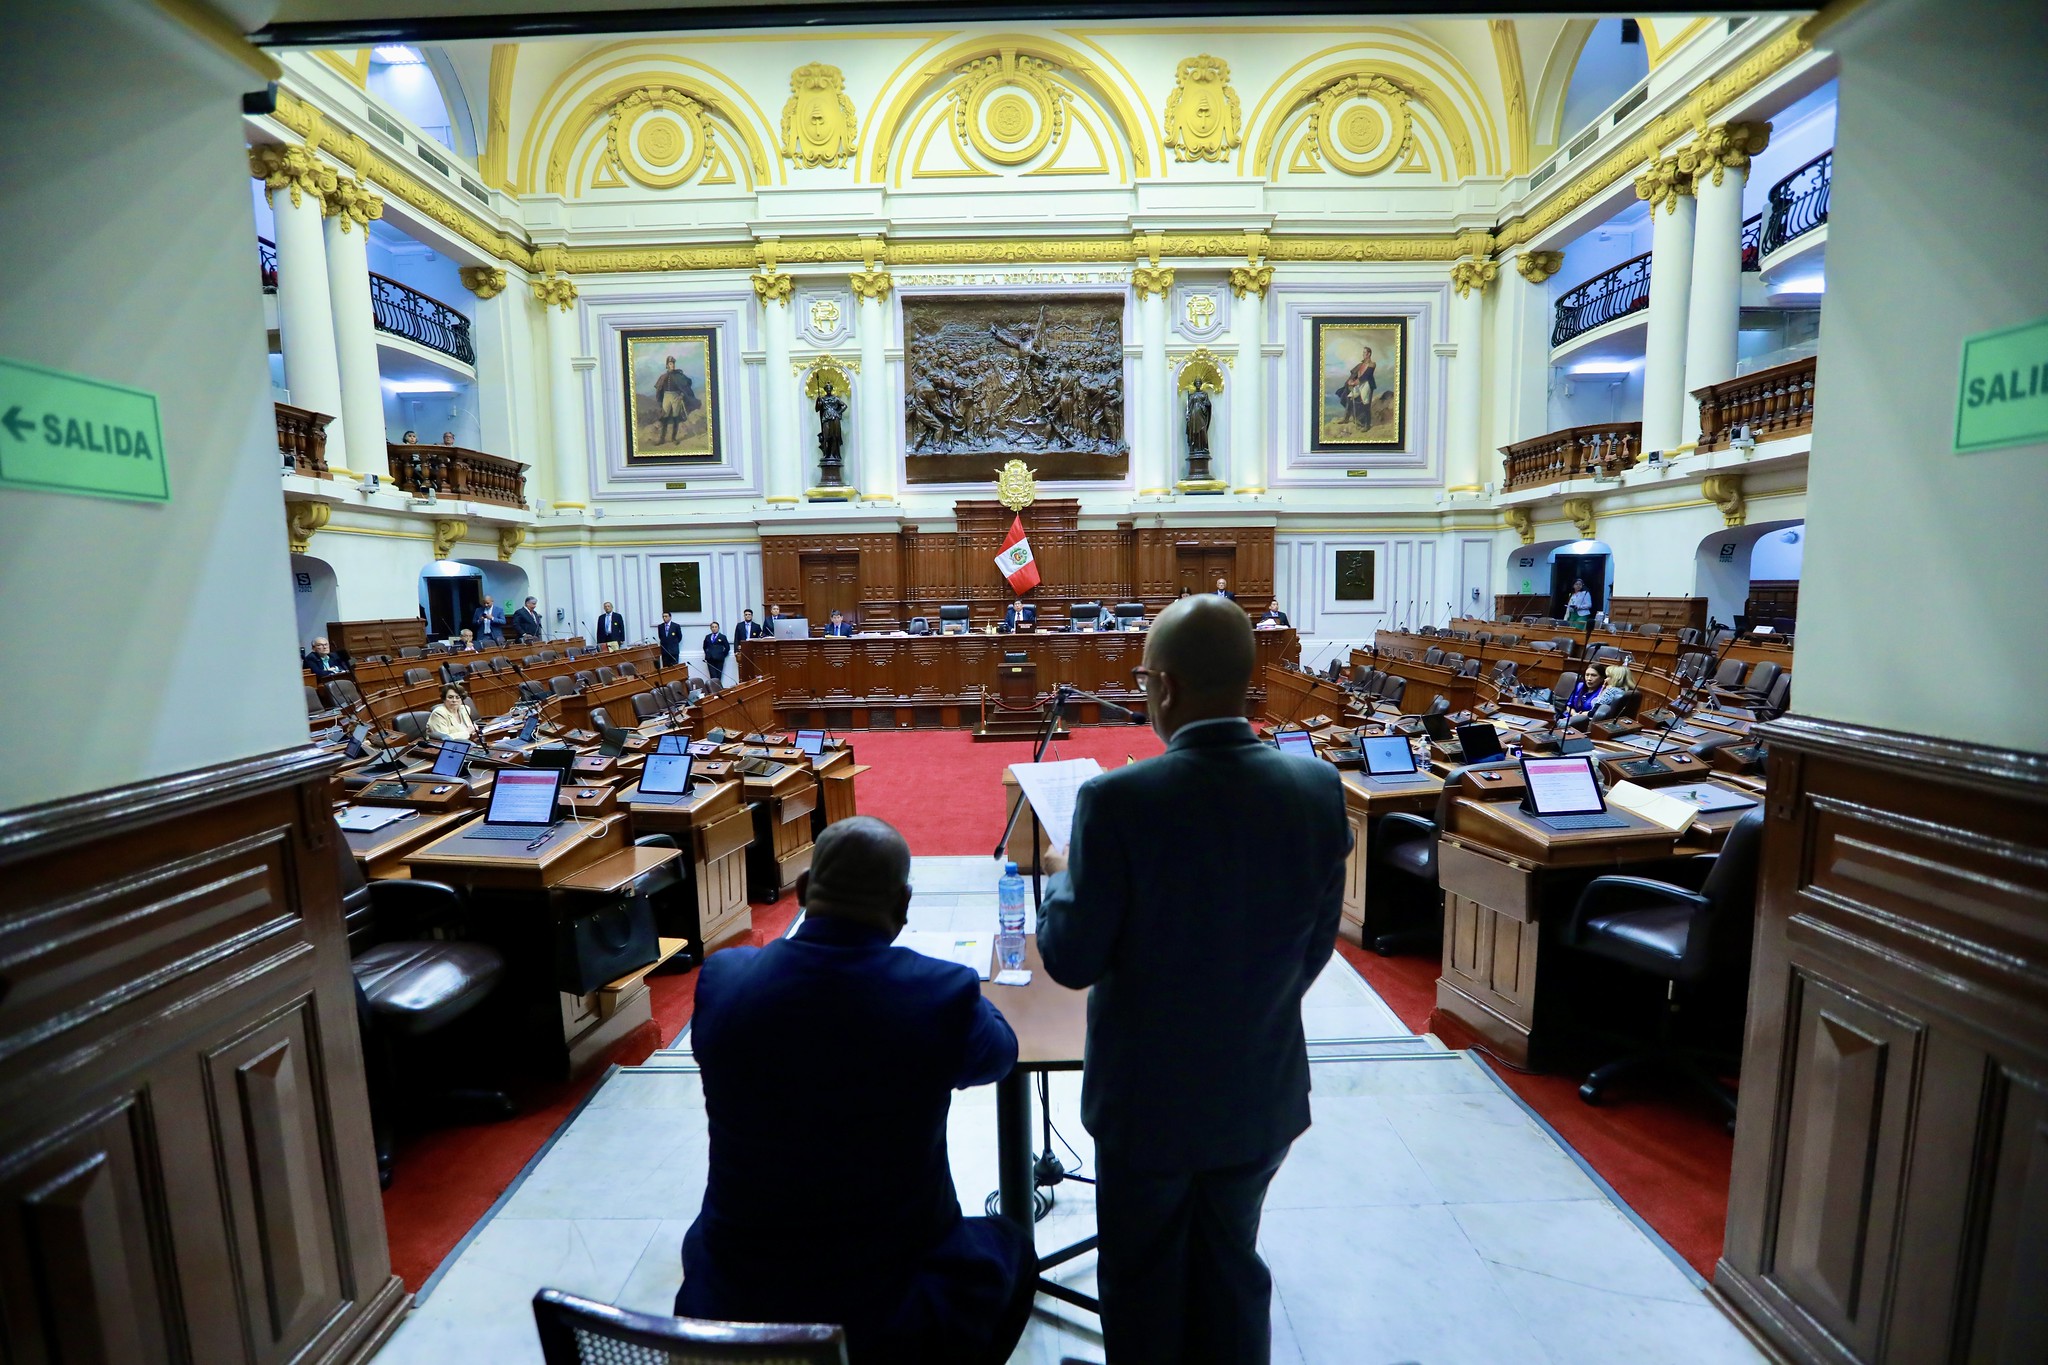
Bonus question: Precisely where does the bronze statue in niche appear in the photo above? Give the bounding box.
[902,295,1127,483]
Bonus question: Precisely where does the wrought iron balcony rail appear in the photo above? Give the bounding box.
[1741,214,1762,272]
[388,442,527,509]
[1694,355,1817,453]
[1552,252,1652,347]
[1761,150,1831,258]
[369,273,476,366]
[258,236,278,293]
[1499,422,1642,491]
[276,401,332,477]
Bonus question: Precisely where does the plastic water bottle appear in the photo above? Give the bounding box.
[997,862,1028,972]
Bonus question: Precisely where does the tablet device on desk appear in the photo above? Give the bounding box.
[1518,755,1629,830]
[515,710,543,744]
[1361,735,1424,779]
[1454,722,1505,763]
[1273,729,1316,757]
[636,751,694,804]
[794,729,826,757]
[598,726,632,758]
[462,767,566,841]
[1419,712,1456,743]
[655,733,691,755]
[431,739,473,778]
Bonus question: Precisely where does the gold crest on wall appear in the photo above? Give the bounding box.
[1164,55,1241,163]
[780,63,859,168]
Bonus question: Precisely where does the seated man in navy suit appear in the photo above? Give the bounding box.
[677,817,1033,1364]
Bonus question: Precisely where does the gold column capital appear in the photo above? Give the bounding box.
[461,266,509,299]
[1701,473,1747,527]
[1634,156,1695,214]
[531,274,579,311]
[1450,258,1499,299]
[1677,120,1773,189]
[1228,263,1273,299]
[498,525,527,561]
[285,500,330,554]
[322,175,384,231]
[433,518,469,561]
[1132,265,1176,299]
[249,142,336,211]
[1503,505,1534,545]
[849,269,894,301]
[1562,497,1596,539]
[753,270,796,306]
[1514,250,1564,285]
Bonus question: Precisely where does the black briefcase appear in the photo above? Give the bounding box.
[556,895,660,995]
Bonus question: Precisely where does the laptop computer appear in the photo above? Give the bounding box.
[1272,728,1316,757]
[528,745,576,771]
[1518,754,1629,830]
[655,732,691,755]
[635,751,695,805]
[462,767,567,841]
[1454,722,1505,763]
[1419,712,1456,743]
[794,728,826,757]
[1360,735,1428,781]
[430,738,474,778]
[598,726,631,758]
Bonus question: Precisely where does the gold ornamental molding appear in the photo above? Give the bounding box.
[1131,265,1176,299]
[285,500,330,554]
[1305,74,1416,178]
[795,354,858,398]
[1229,263,1274,299]
[1176,347,1229,393]
[531,275,579,311]
[1502,505,1534,546]
[1677,120,1773,188]
[849,269,894,301]
[1562,497,1596,539]
[248,143,336,210]
[1634,156,1694,214]
[1701,473,1747,527]
[498,525,527,561]
[604,86,716,191]
[1449,258,1499,299]
[1515,251,1564,285]
[433,519,469,561]
[1163,55,1242,164]
[753,270,796,305]
[780,63,859,169]
[461,266,509,300]
[322,176,383,231]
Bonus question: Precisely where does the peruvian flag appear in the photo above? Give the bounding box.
[994,514,1040,595]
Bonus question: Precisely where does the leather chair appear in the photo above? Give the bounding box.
[1677,652,1709,681]
[519,680,550,702]
[1529,640,1557,653]
[1738,660,1782,699]
[1562,807,1765,1119]
[1754,672,1791,719]
[1440,653,1464,669]
[304,684,325,715]
[631,691,664,722]
[1449,630,1472,641]
[1426,695,1450,716]
[523,655,545,667]
[391,710,434,741]
[1456,658,1481,678]
[327,678,363,709]
[595,666,618,685]
[1678,628,1701,645]
[1496,633,1520,646]
[336,836,510,1185]
[404,667,432,685]
[1711,658,1746,689]
[1636,623,1661,637]
[660,682,688,710]
[1369,759,1520,954]
[1473,631,1493,645]
[589,706,613,731]
[1423,647,1445,666]
[1551,637,1578,656]
[532,1289,846,1365]
[441,662,471,684]
[574,670,598,690]
[549,675,579,697]
[400,645,423,658]
[1377,676,1406,710]
[617,662,639,678]
[539,650,559,662]
[1709,628,1735,648]
[907,616,931,635]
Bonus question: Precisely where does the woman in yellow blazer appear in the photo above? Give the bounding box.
[426,684,479,743]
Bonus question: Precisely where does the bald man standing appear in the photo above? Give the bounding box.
[1039,596,1351,1365]
[677,817,1034,1364]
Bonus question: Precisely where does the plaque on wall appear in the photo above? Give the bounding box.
[1334,549,1376,600]
[622,327,721,465]
[659,561,703,613]
[1311,316,1408,451]
[902,295,1127,483]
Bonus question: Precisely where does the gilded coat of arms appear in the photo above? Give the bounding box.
[780,63,859,168]
[1164,56,1242,163]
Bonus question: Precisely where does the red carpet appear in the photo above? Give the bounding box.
[381,725,1730,1288]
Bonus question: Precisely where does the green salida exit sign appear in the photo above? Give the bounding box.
[0,356,170,503]
[1955,315,2048,455]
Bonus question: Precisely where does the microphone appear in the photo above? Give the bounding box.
[1058,684,1142,724]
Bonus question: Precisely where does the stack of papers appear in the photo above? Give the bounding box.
[336,805,413,833]
[1010,758,1104,850]
[897,930,993,980]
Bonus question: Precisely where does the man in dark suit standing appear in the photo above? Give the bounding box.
[677,817,1034,1364]
[508,595,544,643]
[702,621,730,686]
[1039,595,1350,1365]
[656,611,683,667]
[595,600,624,649]
[733,608,765,645]
[822,609,854,637]
[1213,576,1236,600]
[471,595,505,646]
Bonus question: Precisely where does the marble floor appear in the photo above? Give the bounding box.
[373,857,1761,1365]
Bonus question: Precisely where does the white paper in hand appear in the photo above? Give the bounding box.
[1010,758,1103,851]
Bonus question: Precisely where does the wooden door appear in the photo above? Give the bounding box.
[800,553,860,629]
[1176,547,1237,598]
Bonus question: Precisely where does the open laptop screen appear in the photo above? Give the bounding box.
[1419,711,1455,742]
[1273,729,1315,756]
[485,768,564,826]
[1455,723,1505,763]
[639,752,693,796]
[1361,735,1418,776]
[1520,755,1606,816]
[655,733,691,755]
[431,739,472,778]
[599,726,631,757]
[794,729,826,757]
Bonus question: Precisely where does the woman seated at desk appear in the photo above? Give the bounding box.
[1597,664,1635,711]
[427,684,480,743]
[1563,663,1604,718]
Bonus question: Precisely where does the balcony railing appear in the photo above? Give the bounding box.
[1694,355,1817,452]
[258,236,278,293]
[276,401,333,477]
[388,442,527,509]
[1552,252,1651,347]
[1761,150,1831,258]
[1740,214,1762,272]
[369,273,476,366]
[1500,422,1642,491]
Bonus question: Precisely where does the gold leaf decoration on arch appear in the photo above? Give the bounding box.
[605,86,715,190]
[537,68,774,197]
[1248,52,1484,184]
[951,52,1066,168]
[1164,55,1241,163]
[1304,74,1415,177]
[780,63,859,168]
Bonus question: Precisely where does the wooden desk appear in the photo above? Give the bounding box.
[627,780,755,953]
[744,762,817,900]
[553,844,681,893]
[343,808,471,878]
[1338,771,1443,947]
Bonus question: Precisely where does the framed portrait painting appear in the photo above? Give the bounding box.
[621,327,720,464]
[1310,317,1407,451]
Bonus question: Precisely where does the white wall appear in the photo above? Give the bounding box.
[1747,524,1805,580]
[0,0,307,808]
[1795,0,2047,752]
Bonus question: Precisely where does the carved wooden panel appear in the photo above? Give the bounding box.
[1961,1066,2048,1362]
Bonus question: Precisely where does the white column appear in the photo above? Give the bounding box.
[534,276,589,509]
[756,272,800,504]
[1134,269,1173,495]
[465,267,537,461]
[1444,259,1497,493]
[1229,266,1269,493]
[322,178,390,480]
[853,272,894,502]
[252,146,348,468]
[1681,124,1770,448]
[1637,157,1697,456]
[1492,252,1563,466]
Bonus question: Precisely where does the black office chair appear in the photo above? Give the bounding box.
[337,836,510,1185]
[327,677,363,709]
[539,649,560,662]
[400,645,423,658]
[1376,676,1406,710]
[574,670,598,690]
[661,682,689,710]
[1369,759,1519,954]
[1456,659,1481,678]
[519,680,550,702]
[1636,623,1662,637]
[1496,632,1519,646]
[305,684,327,715]
[631,691,664,722]
[1563,807,1765,1119]
[595,665,619,685]
[1754,673,1791,719]
[532,1289,846,1365]
[1422,647,1445,666]
[907,615,931,635]
[524,654,546,667]
[404,667,432,685]
[1678,627,1701,645]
